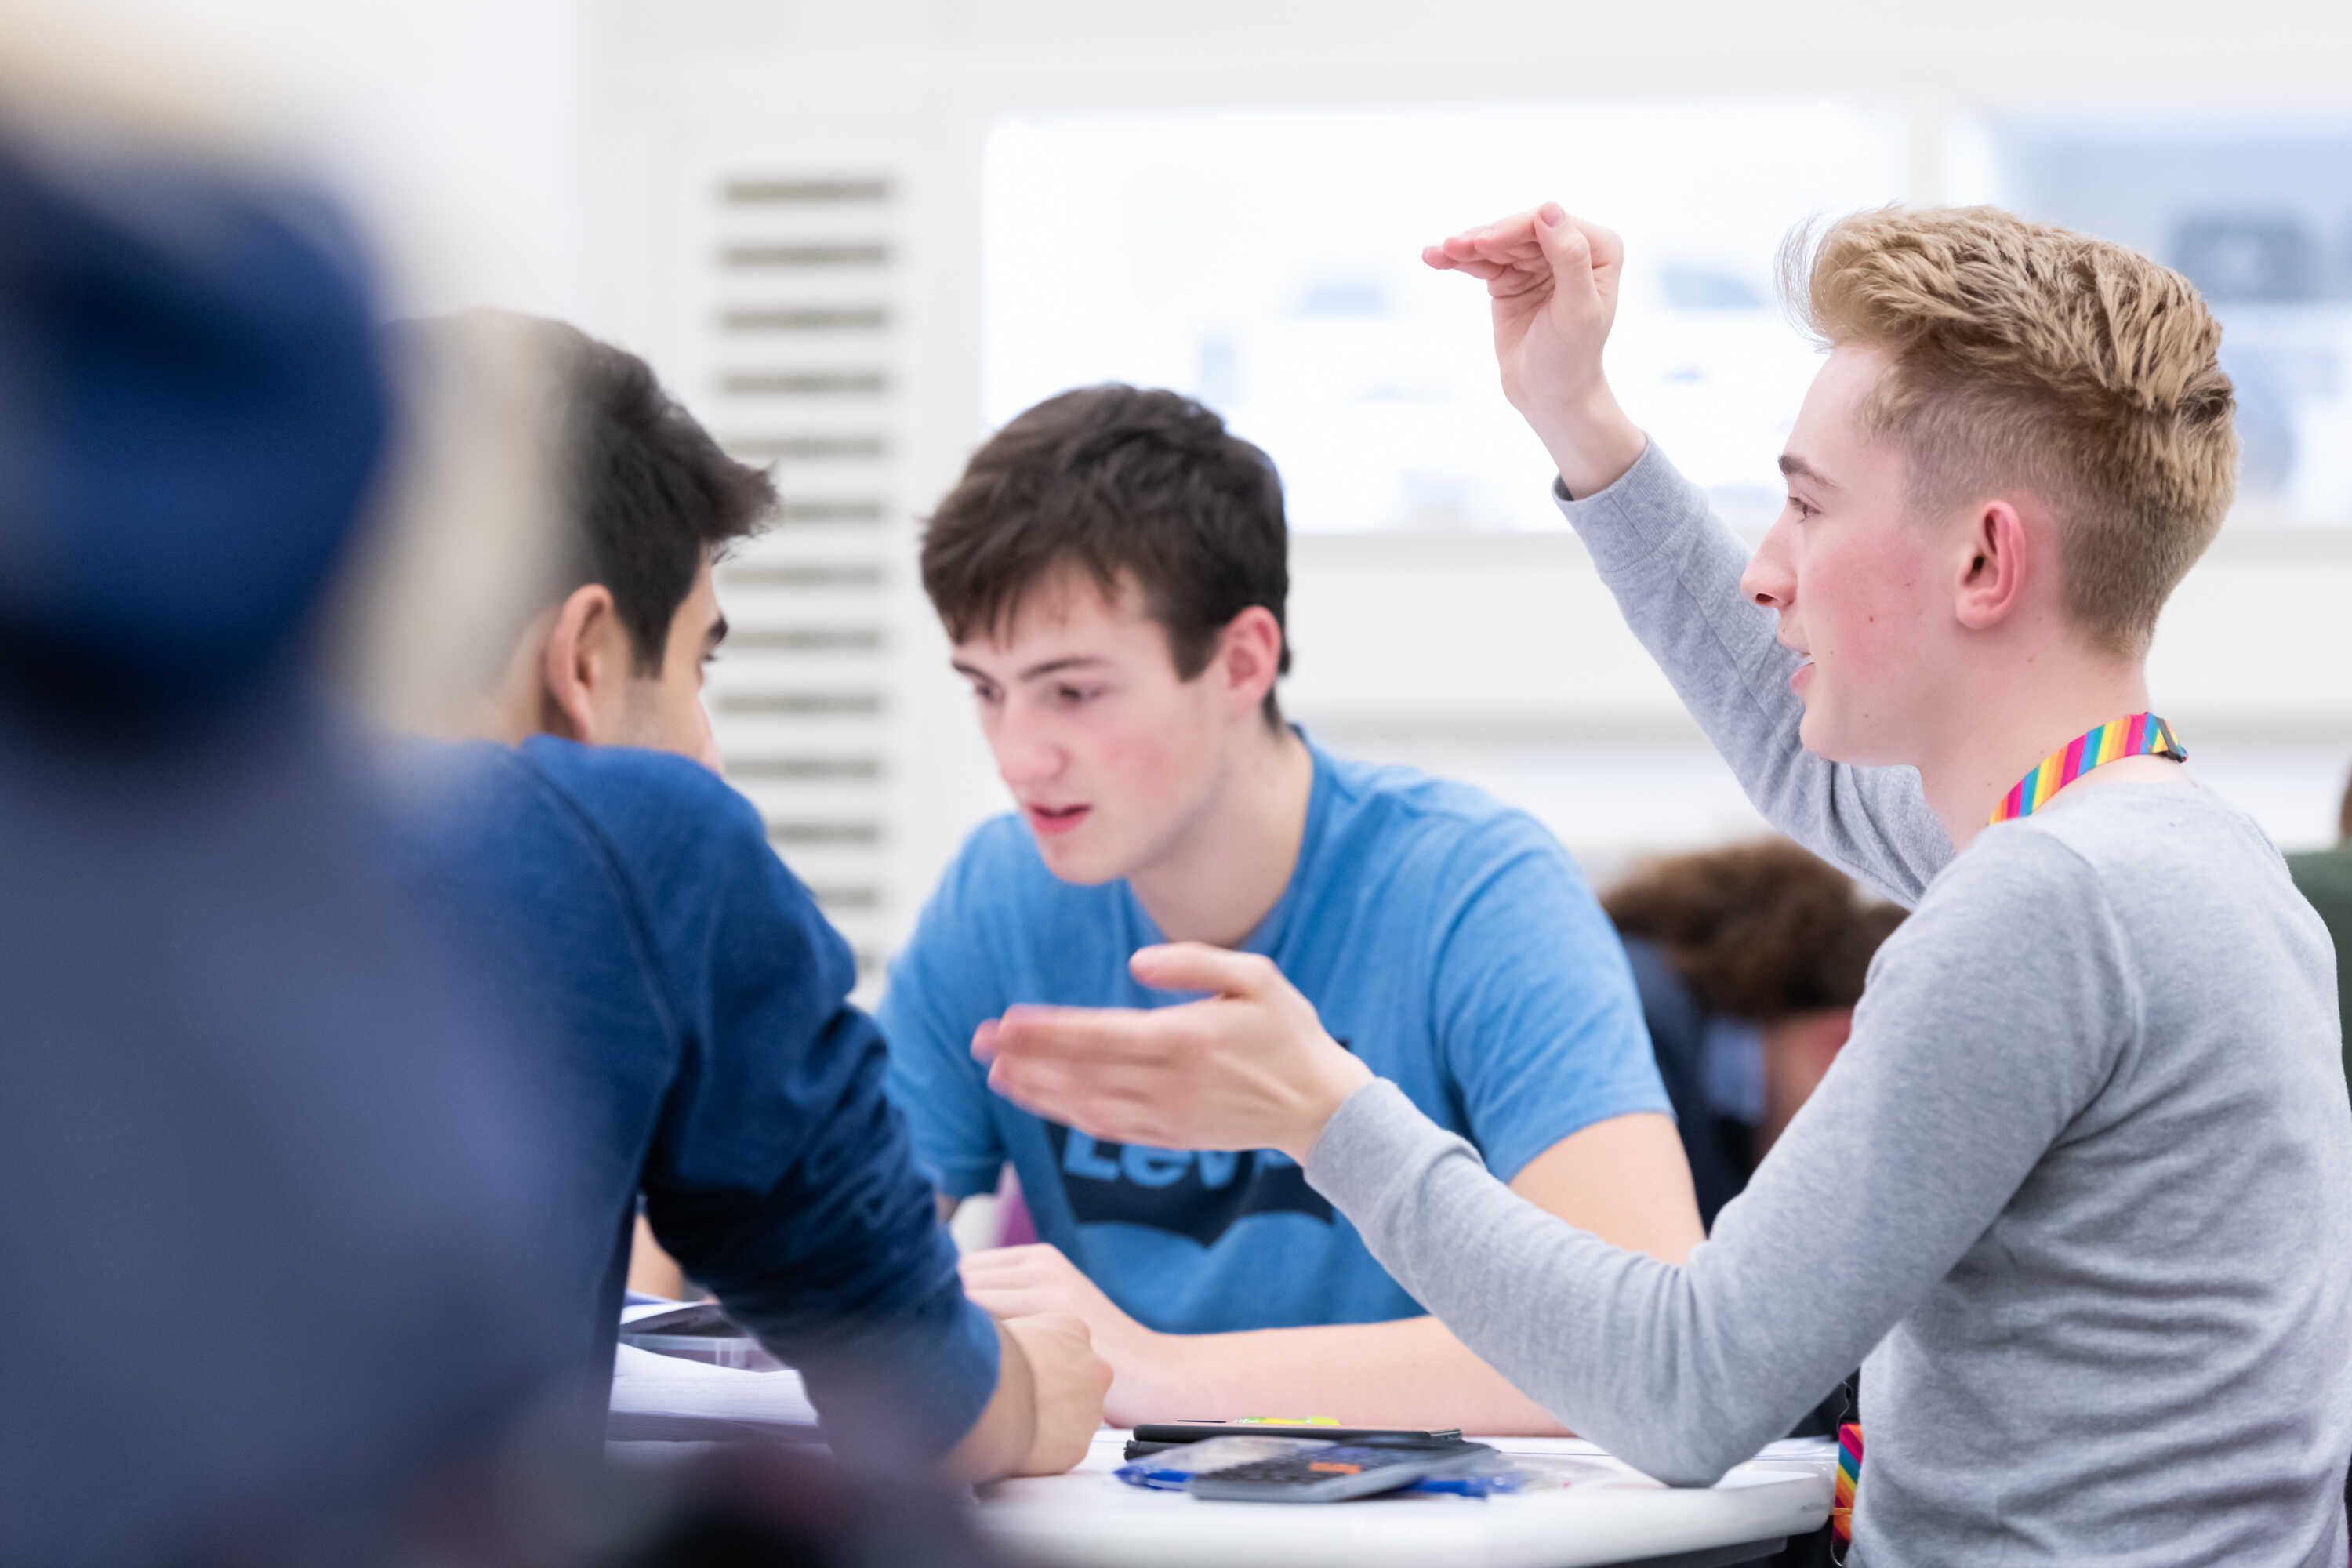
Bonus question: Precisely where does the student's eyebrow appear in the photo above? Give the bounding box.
[1014,655,1109,681]
[1777,452,1841,492]
[948,655,1109,683]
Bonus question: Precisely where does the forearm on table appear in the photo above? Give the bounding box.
[1095,1125,1693,1435]
[946,1319,1035,1483]
[1306,1082,1854,1486]
[1145,1314,1572,1435]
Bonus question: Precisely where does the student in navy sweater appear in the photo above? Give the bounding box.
[387,314,1107,1481]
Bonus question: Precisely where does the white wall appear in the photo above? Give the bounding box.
[25,0,589,323]
[579,0,2352,924]
[43,0,2343,920]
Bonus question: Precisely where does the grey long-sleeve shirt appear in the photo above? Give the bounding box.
[1305,442,2352,1566]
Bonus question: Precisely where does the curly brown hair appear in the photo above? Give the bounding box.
[1603,837,1906,1021]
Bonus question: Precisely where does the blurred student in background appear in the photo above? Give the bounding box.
[2285,770,2352,1099]
[1604,839,1904,1228]
[879,383,1701,1432]
[385,313,1107,1481]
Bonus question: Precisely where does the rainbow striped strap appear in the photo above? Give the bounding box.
[1831,1421,1864,1548]
[1989,713,2186,826]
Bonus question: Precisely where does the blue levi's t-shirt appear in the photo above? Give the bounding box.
[878,735,1669,1335]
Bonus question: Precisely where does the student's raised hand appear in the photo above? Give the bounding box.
[974,944,1374,1164]
[999,1312,1112,1476]
[1423,203,1646,497]
[964,1244,1163,1427]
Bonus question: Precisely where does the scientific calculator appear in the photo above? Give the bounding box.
[1186,1436,1496,1503]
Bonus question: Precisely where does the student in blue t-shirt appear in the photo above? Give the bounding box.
[880,384,1704,1432]
[387,314,1107,1481]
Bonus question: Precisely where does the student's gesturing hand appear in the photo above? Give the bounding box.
[975,944,1374,1164]
[1423,203,1646,497]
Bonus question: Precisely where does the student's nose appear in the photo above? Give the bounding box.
[993,709,1066,789]
[1741,524,1798,613]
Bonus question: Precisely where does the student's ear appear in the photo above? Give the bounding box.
[1215,606,1286,716]
[539,583,627,743]
[1955,499,2031,633]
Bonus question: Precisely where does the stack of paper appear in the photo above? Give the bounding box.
[608,1341,822,1443]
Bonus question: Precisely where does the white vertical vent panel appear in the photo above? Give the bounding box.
[689,165,913,986]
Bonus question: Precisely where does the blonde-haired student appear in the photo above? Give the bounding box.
[975,204,2352,1565]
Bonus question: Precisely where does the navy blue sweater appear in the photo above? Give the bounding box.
[391,735,999,1457]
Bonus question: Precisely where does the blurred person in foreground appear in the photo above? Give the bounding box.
[975,201,2352,1563]
[1603,838,1904,1229]
[0,128,579,1566]
[2285,769,2352,1098]
[383,312,1107,1481]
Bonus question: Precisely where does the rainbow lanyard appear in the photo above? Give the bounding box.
[1831,1423,1862,1551]
[1988,713,2186,826]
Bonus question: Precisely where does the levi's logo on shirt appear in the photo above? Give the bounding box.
[1038,1036,1352,1246]
[1042,1124,1334,1242]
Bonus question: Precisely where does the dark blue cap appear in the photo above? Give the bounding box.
[0,139,391,711]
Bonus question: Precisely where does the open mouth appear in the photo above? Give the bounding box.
[1025,803,1092,837]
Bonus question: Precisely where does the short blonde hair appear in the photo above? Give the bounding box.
[1784,205,2237,656]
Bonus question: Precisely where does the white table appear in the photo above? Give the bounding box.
[974,1431,1835,1568]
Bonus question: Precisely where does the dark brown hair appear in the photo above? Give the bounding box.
[1603,837,1906,1020]
[550,321,775,672]
[389,312,775,674]
[920,385,1290,724]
